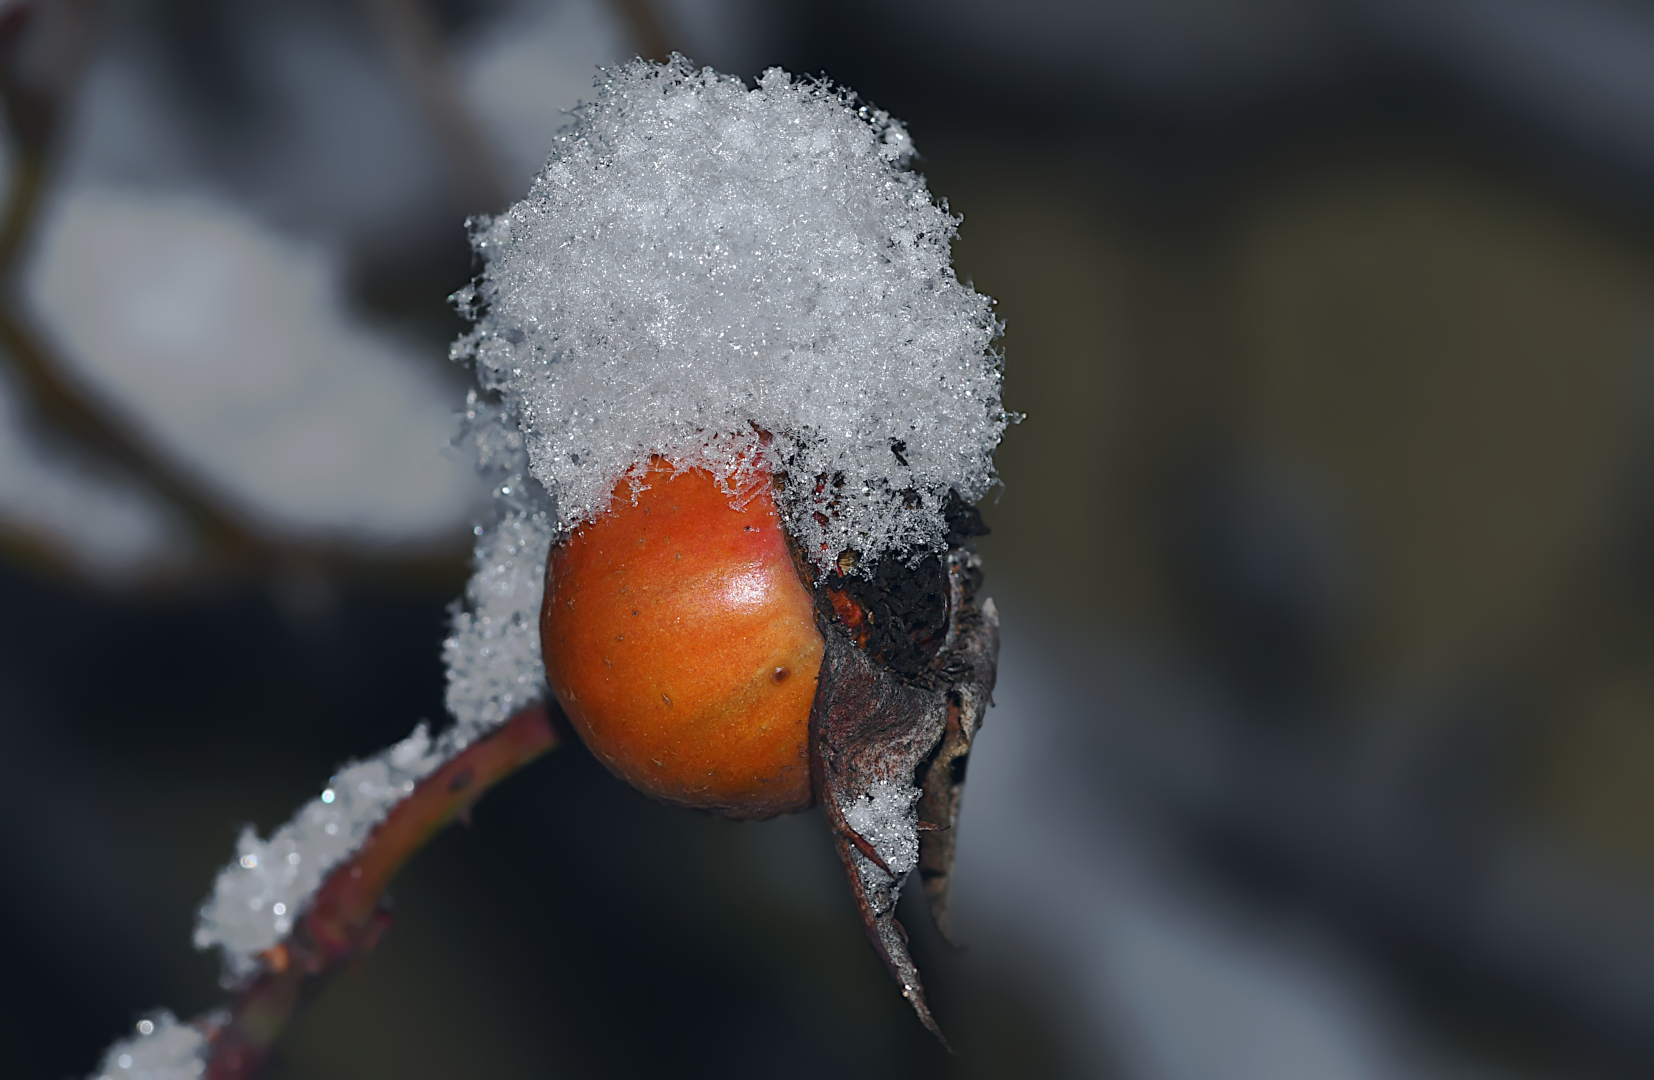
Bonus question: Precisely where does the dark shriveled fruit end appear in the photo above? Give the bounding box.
[539,461,998,1042]
[810,507,999,1045]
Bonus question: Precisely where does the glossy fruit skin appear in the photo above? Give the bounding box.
[541,461,825,818]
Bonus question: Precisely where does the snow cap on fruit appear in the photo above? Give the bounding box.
[452,55,1009,574]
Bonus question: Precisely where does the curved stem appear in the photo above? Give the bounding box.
[204,707,562,1080]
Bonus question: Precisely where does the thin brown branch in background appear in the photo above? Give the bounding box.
[0,307,268,558]
[609,0,676,62]
[0,3,268,563]
[0,0,95,271]
[0,145,45,276]
[205,706,562,1080]
[0,1,479,586]
[362,0,508,214]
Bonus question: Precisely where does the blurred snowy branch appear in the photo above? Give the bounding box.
[0,0,537,587]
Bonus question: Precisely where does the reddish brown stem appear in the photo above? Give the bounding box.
[204,707,561,1080]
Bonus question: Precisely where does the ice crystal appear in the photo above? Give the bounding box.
[0,365,184,576]
[842,779,922,879]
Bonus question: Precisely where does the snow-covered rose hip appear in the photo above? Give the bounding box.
[111,56,1013,1080]
[445,58,1012,1041]
[541,460,823,818]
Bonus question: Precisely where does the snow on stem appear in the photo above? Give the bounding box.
[90,707,559,1080]
[204,705,558,1079]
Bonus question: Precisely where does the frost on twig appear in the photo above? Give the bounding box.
[193,724,450,982]
[195,392,559,982]
[146,708,558,1080]
[196,708,558,1080]
[442,391,554,730]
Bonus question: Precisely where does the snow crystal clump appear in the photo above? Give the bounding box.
[89,1013,206,1080]
[842,779,922,878]
[194,724,450,982]
[443,392,553,730]
[453,56,1008,575]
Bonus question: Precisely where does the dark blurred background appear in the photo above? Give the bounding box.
[5,1,1654,1077]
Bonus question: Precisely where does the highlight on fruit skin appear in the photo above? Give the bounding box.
[541,459,823,819]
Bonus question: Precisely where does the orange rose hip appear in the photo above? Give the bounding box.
[540,461,824,818]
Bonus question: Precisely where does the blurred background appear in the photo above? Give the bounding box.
[3,0,1654,1077]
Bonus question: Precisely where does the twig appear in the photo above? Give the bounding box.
[0,294,271,561]
[0,0,94,270]
[0,1,480,588]
[0,2,273,568]
[204,706,562,1080]
[0,268,476,589]
[0,136,44,273]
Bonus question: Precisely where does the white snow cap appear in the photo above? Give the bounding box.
[453,56,1008,572]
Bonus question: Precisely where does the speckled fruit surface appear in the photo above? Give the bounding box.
[541,461,824,818]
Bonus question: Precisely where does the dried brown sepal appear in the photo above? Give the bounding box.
[917,551,999,944]
[808,521,999,1045]
[811,621,950,1042]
